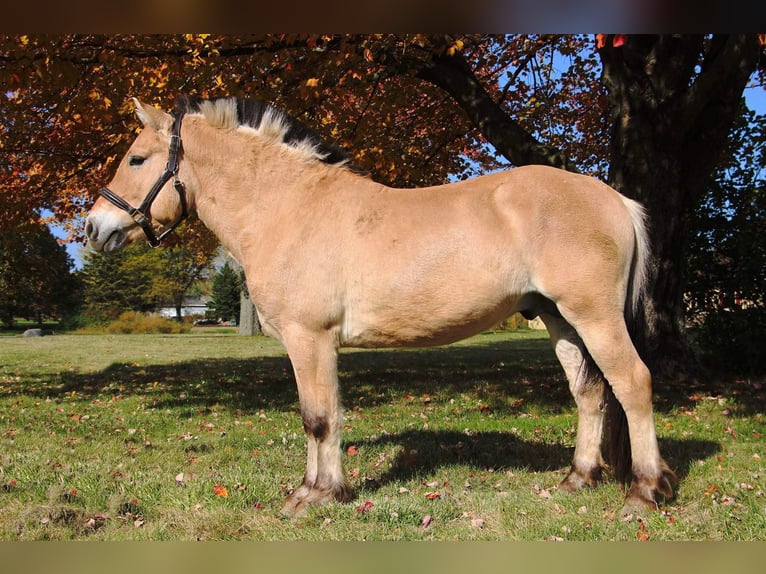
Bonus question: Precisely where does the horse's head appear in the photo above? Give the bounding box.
[86,99,192,252]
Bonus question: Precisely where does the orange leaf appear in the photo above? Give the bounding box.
[636,521,649,541]
[213,483,229,498]
[346,445,358,456]
[425,491,441,500]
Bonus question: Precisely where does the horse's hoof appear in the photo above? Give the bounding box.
[280,495,309,518]
[621,462,678,515]
[279,481,353,517]
[558,464,603,492]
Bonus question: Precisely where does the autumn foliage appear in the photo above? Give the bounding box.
[0,34,610,242]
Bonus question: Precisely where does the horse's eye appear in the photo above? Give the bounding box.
[129,155,146,167]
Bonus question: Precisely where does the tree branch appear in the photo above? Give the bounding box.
[416,51,579,173]
[681,35,761,135]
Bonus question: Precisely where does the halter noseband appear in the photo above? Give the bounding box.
[99,112,188,248]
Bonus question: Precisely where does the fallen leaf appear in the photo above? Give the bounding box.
[346,445,358,456]
[470,518,485,529]
[213,483,229,498]
[533,484,552,499]
[175,472,184,485]
[425,491,441,500]
[421,514,432,528]
[356,500,374,513]
[636,520,650,541]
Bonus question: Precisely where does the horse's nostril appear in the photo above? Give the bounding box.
[85,220,94,239]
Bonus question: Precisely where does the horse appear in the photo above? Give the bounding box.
[85,95,676,517]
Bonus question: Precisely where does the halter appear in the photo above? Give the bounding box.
[98,112,188,248]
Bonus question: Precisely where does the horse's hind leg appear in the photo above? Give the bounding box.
[565,312,676,512]
[540,313,605,491]
[280,327,352,517]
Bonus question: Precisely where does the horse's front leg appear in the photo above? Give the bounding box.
[280,327,352,517]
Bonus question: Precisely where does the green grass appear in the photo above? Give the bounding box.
[0,330,763,540]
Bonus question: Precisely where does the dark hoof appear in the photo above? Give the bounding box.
[559,465,603,493]
[621,461,677,515]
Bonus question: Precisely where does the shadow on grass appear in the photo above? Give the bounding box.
[23,337,570,414]
[351,429,718,496]
[22,335,764,416]
[12,334,723,498]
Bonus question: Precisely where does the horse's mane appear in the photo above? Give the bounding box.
[175,95,366,175]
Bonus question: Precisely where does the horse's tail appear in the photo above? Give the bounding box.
[607,197,652,482]
[582,196,652,483]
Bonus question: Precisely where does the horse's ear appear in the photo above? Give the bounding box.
[133,98,173,133]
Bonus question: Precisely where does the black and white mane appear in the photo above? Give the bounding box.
[175,95,364,173]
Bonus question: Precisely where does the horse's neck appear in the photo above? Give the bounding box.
[187,129,352,262]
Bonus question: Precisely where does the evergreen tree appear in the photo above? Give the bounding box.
[0,222,81,327]
[80,243,157,324]
[208,262,241,323]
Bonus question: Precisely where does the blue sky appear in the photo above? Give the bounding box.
[53,82,766,270]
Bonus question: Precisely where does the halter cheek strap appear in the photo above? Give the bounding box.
[98,112,188,248]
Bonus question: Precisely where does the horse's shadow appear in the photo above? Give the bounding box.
[350,428,719,495]
[27,336,724,495]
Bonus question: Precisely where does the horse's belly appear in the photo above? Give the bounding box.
[340,294,519,349]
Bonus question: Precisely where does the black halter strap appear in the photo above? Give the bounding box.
[99,112,188,248]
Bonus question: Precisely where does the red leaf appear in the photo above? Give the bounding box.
[613,35,627,48]
[346,445,358,456]
[356,500,374,513]
[425,491,441,500]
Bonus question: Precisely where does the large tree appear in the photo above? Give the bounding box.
[1,34,763,379]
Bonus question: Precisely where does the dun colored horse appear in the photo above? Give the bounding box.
[86,96,676,516]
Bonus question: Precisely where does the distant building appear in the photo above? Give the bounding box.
[158,296,211,318]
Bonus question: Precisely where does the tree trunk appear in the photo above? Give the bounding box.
[238,270,262,336]
[599,34,761,383]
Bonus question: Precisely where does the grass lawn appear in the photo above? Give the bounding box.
[0,329,763,540]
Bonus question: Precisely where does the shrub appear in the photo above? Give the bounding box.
[494,313,530,331]
[105,312,191,335]
[694,307,766,375]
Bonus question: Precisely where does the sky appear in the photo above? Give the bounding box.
[53,81,766,270]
